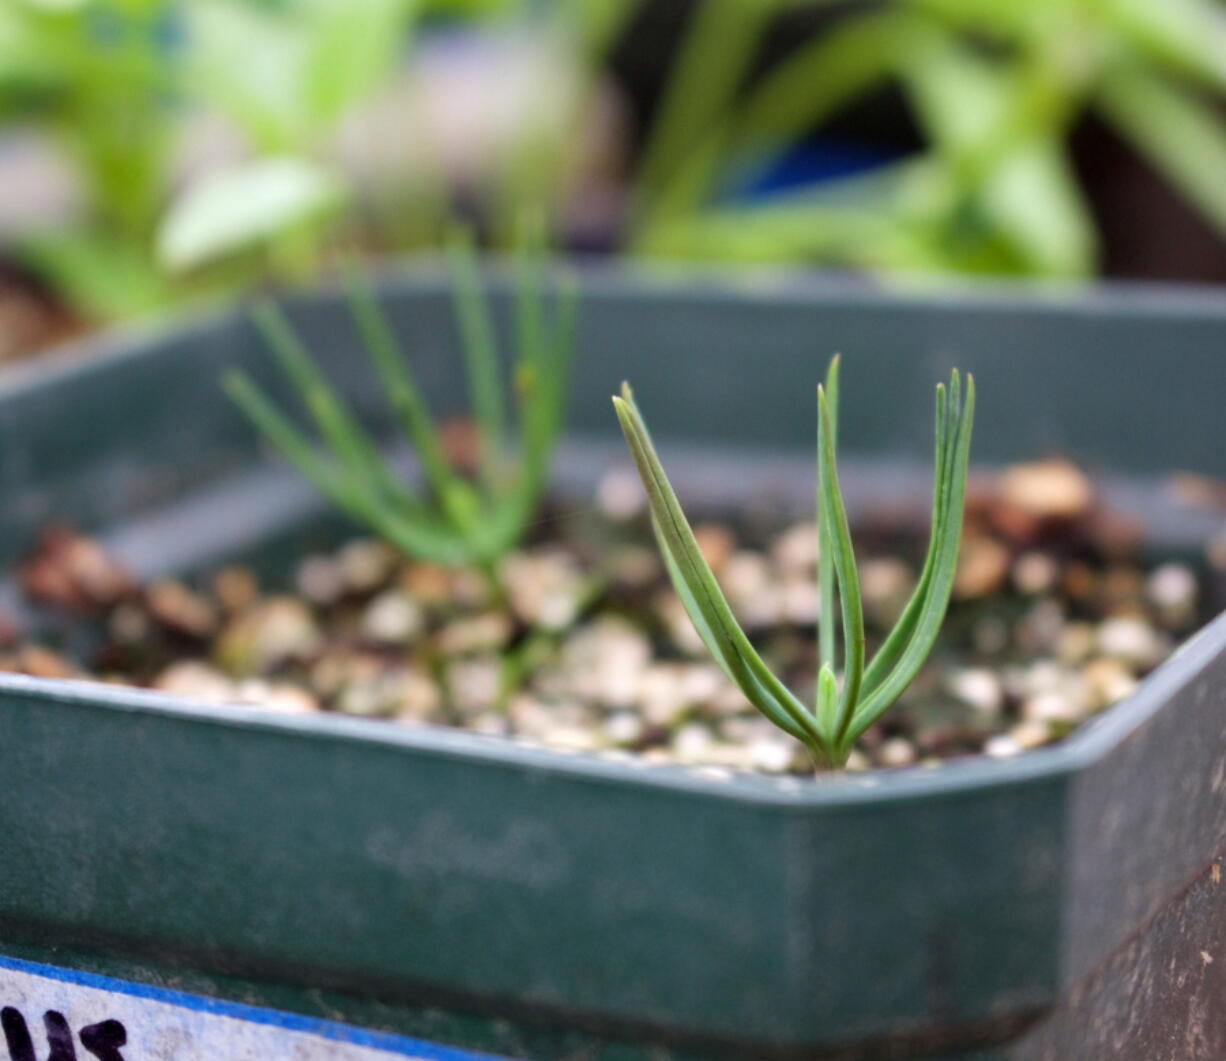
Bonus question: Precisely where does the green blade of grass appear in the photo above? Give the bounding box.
[848,373,975,742]
[613,385,823,752]
[816,663,839,752]
[225,370,462,562]
[252,301,417,510]
[860,376,952,698]
[817,355,840,683]
[658,536,808,742]
[514,212,548,378]
[817,384,866,747]
[447,227,507,489]
[522,273,577,469]
[342,265,480,534]
[1096,65,1226,238]
[635,0,780,207]
[483,272,579,560]
[225,369,363,513]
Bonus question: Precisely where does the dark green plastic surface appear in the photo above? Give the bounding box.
[0,265,1223,1058]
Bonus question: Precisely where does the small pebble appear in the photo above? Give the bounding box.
[146,579,219,639]
[1082,657,1138,708]
[212,567,258,614]
[1008,719,1056,750]
[296,555,346,606]
[214,597,321,676]
[154,661,234,703]
[637,663,716,726]
[398,563,453,605]
[435,612,513,656]
[654,592,707,656]
[844,750,871,771]
[596,469,646,521]
[860,557,914,622]
[999,459,1093,521]
[603,711,645,747]
[15,645,79,679]
[780,577,820,624]
[984,734,1022,759]
[693,524,735,573]
[947,668,1004,715]
[446,656,502,714]
[360,590,424,645]
[608,545,660,589]
[18,528,134,612]
[1097,616,1162,669]
[336,667,437,719]
[1056,622,1097,665]
[1021,690,1088,725]
[1146,563,1198,626]
[238,681,319,714]
[502,549,587,631]
[545,726,602,752]
[878,738,918,768]
[771,523,818,574]
[672,723,715,763]
[555,616,651,708]
[954,537,1010,599]
[470,712,510,736]
[109,602,152,644]
[748,736,798,773]
[722,551,780,628]
[336,539,396,595]
[1012,551,1059,596]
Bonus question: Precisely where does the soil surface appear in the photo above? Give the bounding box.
[0,261,80,362]
[4,457,1220,774]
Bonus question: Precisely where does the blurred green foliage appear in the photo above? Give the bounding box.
[629,0,1226,279]
[0,0,431,318]
[0,0,178,315]
[2,0,1226,327]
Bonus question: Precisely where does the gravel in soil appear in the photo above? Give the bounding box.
[3,457,1218,775]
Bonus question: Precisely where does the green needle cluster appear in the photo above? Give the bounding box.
[224,230,576,575]
[614,357,975,769]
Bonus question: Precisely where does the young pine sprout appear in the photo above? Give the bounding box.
[613,357,975,770]
[224,231,576,581]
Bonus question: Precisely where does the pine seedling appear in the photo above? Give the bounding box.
[613,357,974,769]
[224,227,577,576]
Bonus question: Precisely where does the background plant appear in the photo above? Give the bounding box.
[224,225,576,588]
[622,0,1226,279]
[0,0,179,317]
[5,0,1226,332]
[156,0,421,278]
[613,357,975,769]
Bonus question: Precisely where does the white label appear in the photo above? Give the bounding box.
[0,955,503,1060]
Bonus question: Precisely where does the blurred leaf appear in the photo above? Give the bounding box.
[982,138,1095,277]
[157,157,342,273]
[903,36,1093,275]
[904,37,1006,156]
[301,0,416,130]
[187,0,415,150]
[1106,0,1226,93]
[567,0,643,57]
[19,229,175,319]
[186,0,314,149]
[1097,65,1226,237]
[636,0,782,204]
[733,11,918,151]
[22,0,94,11]
[634,9,917,234]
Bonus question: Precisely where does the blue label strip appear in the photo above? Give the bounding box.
[0,953,506,1060]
